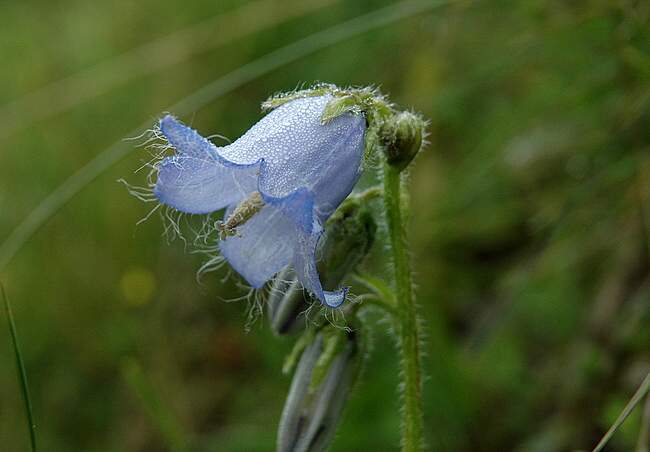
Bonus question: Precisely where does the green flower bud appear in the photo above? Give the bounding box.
[380,111,426,171]
[317,199,376,288]
[277,330,359,452]
[268,201,376,334]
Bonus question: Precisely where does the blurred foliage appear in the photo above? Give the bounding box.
[0,0,649,451]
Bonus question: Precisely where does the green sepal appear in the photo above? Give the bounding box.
[282,327,316,375]
[261,83,339,112]
[309,327,346,392]
[353,272,397,310]
[261,84,394,124]
[320,95,360,124]
[364,121,382,162]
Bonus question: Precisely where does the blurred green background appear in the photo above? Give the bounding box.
[1,0,649,451]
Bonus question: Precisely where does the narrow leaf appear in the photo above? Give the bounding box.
[121,358,189,452]
[2,283,37,452]
[593,372,650,452]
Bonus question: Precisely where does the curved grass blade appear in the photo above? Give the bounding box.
[592,372,650,452]
[0,0,339,140]
[2,284,37,452]
[0,0,451,273]
[636,394,650,452]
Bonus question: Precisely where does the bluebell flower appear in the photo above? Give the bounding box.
[153,95,366,307]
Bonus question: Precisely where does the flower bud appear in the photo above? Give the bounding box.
[317,199,376,288]
[268,267,305,334]
[380,111,426,171]
[277,331,359,452]
[268,201,376,334]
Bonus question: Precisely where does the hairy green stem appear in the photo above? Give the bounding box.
[383,163,424,451]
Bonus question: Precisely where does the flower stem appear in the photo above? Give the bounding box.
[382,163,424,452]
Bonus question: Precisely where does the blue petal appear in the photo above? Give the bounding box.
[157,101,364,220]
[155,116,259,214]
[219,204,295,288]
[154,155,259,214]
[219,95,366,204]
[261,187,315,234]
[310,116,365,219]
[160,115,219,161]
[220,189,348,307]
[292,222,348,308]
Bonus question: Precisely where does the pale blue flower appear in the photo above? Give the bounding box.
[154,95,366,307]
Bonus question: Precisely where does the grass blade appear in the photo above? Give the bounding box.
[122,358,189,452]
[2,283,37,452]
[636,394,650,452]
[593,372,650,452]
[0,0,338,140]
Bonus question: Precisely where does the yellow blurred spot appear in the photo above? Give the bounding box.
[119,267,156,307]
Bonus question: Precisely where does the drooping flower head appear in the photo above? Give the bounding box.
[153,94,366,307]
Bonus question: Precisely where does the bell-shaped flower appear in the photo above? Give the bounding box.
[153,95,366,307]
